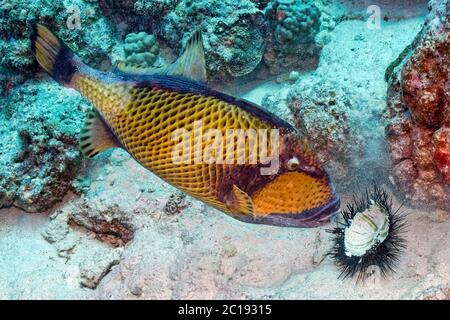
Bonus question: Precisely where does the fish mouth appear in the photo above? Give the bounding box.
[234,188,340,228]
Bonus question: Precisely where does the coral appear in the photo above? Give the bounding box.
[264,0,322,74]
[123,32,160,67]
[0,81,87,212]
[134,0,179,20]
[0,0,121,76]
[384,0,450,208]
[164,191,188,215]
[97,0,324,80]
[250,0,272,10]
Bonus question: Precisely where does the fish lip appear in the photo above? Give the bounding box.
[233,188,340,228]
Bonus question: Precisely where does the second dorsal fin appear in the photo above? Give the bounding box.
[163,30,207,82]
[114,30,207,83]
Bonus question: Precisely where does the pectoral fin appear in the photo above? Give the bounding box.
[114,30,207,83]
[225,185,255,217]
[79,109,121,158]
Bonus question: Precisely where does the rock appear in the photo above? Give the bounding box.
[100,0,267,82]
[288,70,300,82]
[68,200,135,247]
[96,227,183,299]
[0,67,25,96]
[79,247,122,289]
[286,79,364,186]
[0,81,87,212]
[42,210,70,243]
[433,127,450,184]
[416,284,450,300]
[384,0,450,208]
[260,88,293,124]
[99,0,178,35]
[63,149,180,246]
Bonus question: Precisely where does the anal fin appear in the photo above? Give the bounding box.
[226,185,255,217]
[79,109,121,158]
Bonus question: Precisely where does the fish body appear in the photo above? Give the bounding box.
[31,24,340,227]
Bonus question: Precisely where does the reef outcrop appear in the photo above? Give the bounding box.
[1,0,328,85]
[97,0,324,81]
[0,81,87,212]
[385,0,450,208]
[286,79,364,187]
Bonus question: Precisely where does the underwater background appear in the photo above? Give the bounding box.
[0,0,449,299]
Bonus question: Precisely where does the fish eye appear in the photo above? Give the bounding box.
[287,157,300,171]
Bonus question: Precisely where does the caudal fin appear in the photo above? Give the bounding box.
[31,24,82,87]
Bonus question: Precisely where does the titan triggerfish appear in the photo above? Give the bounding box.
[31,24,340,227]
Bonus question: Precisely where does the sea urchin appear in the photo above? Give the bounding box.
[327,185,407,282]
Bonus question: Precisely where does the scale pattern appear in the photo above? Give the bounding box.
[75,75,277,213]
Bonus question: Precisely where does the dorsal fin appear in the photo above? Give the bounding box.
[114,30,207,83]
[79,109,121,158]
[225,185,255,217]
[162,30,207,82]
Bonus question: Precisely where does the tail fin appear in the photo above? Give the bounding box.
[31,24,82,87]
